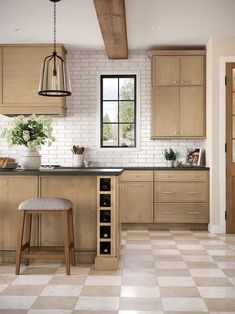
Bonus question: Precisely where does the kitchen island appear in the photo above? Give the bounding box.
[0,168,123,270]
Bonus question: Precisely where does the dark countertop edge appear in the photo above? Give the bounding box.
[0,169,124,176]
[0,166,209,175]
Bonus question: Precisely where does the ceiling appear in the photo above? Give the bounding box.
[0,0,235,51]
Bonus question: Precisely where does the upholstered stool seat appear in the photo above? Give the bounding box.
[15,197,75,275]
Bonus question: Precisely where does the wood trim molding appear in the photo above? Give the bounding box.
[93,0,128,59]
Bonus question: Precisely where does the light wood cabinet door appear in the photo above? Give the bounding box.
[152,86,179,137]
[121,181,153,223]
[179,86,205,137]
[180,56,204,85]
[0,176,37,250]
[1,45,66,115]
[39,176,97,251]
[152,56,178,85]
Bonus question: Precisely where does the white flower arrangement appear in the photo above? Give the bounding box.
[1,115,55,150]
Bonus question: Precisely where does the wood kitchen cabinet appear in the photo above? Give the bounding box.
[154,170,209,223]
[121,171,153,223]
[0,176,37,250]
[39,176,97,253]
[0,44,67,115]
[149,50,206,139]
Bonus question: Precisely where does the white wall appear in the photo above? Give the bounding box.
[0,50,204,167]
[206,36,235,233]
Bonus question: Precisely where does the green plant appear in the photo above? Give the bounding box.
[1,114,55,150]
[164,148,176,161]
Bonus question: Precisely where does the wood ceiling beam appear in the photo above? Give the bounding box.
[93,0,128,59]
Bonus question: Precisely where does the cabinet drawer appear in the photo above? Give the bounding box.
[154,182,208,203]
[154,203,208,223]
[154,170,208,182]
[121,171,153,182]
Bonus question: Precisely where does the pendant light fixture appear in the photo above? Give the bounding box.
[38,0,71,97]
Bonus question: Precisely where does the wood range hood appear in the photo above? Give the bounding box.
[93,0,128,59]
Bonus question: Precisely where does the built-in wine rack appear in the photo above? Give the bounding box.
[95,176,120,270]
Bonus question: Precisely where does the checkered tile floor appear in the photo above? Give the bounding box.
[0,230,235,313]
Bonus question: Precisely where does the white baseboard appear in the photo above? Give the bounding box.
[208,223,226,234]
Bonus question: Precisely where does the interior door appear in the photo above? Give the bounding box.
[226,63,235,233]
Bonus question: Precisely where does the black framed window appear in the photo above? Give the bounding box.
[100,75,136,148]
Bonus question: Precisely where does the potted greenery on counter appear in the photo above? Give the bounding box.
[164,148,176,167]
[1,114,55,169]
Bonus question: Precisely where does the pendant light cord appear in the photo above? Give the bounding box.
[53,1,56,54]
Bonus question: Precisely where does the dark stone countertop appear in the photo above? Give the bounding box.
[0,166,209,176]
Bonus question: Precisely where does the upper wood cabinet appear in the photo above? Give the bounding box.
[0,44,67,116]
[149,50,206,139]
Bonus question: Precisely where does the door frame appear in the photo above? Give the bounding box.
[219,57,235,233]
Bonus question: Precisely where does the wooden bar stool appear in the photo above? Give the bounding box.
[15,197,75,275]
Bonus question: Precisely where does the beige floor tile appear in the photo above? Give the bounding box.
[212,255,235,262]
[194,277,233,287]
[32,296,77,310]
[207,249,235,256]
[154,255,183,261]
[119,297,162,311]
[180,250,208,255]
[119,311,163,314]
[123,268,156,276]
[81,286,120,297]
[85,276,121,286]
[217,262,235,269]
[0,284,8,294]
[21,267,58,275]
[0,296,37,309]
[205,298,235,311]
[177,244,204,250]
[189,268,226,277]
[158,276,195,287]
[162,297,207,311]
[121,275,158,286]
[151,240,176,245]
[123,255,154,261]
[152,249,180,256]
[73,311,117,314]
[75,296,119,311]
[186,261,218,269]
[154,261,187,269]
[56,267,91,276]
[49,275,87,285]
[160,286,200,297]
[2,285,45,296]
[125,244,152,250]
[88,269,123,276]
[199,286,235,298]
[164,312,209,314]
[183,255,213,262]
[123,260,154,268]
[156,269,190,276]
[203,245,229,250]
[152,245,178,250]
[223,269,235,277]
[41,285,82,296]
[28,310,72,314]
[229,277,235,286]
[120,286,160,297]
[0,275,17,284]
[0,310,27,314]
[12,275,52,285]
[122,249,152,255]
[0,266,23,275]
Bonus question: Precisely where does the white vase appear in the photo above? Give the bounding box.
[21,148,41,170]
[166,160,174,167]
[73,154,84,167]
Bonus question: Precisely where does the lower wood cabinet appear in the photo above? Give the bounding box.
[121,171,153,223]
[39,176,97,251]
[0,176,37,250]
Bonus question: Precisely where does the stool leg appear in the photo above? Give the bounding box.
[69,209,76,266]
[62,211,70,275]
[15,211,25,275]
[24,213,32,266]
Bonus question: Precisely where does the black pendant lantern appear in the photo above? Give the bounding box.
[38,0,71,97]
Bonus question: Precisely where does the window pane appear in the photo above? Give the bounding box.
[119,101,135,123]
[119,124,135,147]
[103,78,118,100]
[102,124,118,146]
[103,101,118,122]
[119,78,134,100]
